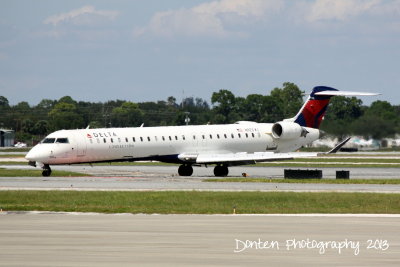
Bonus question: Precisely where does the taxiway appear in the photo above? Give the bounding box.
[0,212,399,266]
[1,165,400,193]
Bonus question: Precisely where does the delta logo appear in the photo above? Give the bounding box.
[87,131,118,138]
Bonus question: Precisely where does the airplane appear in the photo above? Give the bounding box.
[25,86,379,177]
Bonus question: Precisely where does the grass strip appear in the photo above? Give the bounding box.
[323,154,400,158]
[0,168,89,177]
[254,163,400,168]
[299,147,400,152]
[0,154,26,158]
[0,162,30,165]
[204,178,400,184]
[0,191,399,214]
[287,158,400,163]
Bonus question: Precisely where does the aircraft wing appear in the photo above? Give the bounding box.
[178,137,351,165]
[194,152,318,165]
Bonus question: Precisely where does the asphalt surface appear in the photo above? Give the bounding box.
[0,212,399,267]
[1,165,400,193]
[1,158,399,266]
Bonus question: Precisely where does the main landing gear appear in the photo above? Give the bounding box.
[42,164,52,177]
[178,164,193,176]
[177,164,229,177]
[213,165,229,177]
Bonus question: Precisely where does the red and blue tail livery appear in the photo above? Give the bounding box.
[293,86,380,129]
[294,86,338,129]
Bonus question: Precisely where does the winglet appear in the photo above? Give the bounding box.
[325,137,351,154]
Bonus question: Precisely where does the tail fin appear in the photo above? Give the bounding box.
[293,86,337,129]
[292,86,379,129]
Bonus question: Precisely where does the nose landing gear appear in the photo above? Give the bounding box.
[42,164,52,177]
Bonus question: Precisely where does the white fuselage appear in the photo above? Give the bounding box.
[25,122,320,166]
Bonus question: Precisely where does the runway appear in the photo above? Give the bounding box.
[1,165,400,193]
[0,212,399,266]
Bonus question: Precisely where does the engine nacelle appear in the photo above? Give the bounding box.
[271,121,304,139]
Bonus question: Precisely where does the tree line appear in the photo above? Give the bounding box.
[1,82,399,145]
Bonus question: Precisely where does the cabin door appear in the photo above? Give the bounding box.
[75,133,87,157]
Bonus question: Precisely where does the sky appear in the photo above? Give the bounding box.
[1,0,399,106]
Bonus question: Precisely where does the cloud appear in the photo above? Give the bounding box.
[43,5,119,26]
[192,0,282,17]
[134,0,284,38]
[0,52,8,61]
[305,0,381,22]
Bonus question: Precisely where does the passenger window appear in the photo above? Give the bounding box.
[162,136,165,141]
[202,135,205,139]
[193,135,196,140]
[245,133,248,138]
[252,133,255,138]
[238,133,241,138]
[224,134,227,139]
[231,133,234,139]
[182,135,185,140]
[125,138,128,142]
[217,134,220,139]
[209,134,212,139]
[111,138,114,143]
[133,137,136,142]
[147,137,151,141]
[169,136,172,141]
[175,136,178,140]
[103,138,107,143]
[140,137,143,142]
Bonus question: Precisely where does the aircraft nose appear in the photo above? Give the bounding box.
[25,146,47,163]
[25,147,38,161]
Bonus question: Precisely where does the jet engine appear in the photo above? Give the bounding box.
[271,121,304,139]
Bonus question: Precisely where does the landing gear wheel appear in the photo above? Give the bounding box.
[42,165,52,177]
[214,165,229,177]
[178,165,193,176]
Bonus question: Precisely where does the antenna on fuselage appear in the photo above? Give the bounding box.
[140,123,144,127]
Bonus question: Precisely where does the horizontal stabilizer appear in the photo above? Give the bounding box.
[315,91,380,96]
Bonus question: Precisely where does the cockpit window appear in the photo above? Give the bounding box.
[55,138,69,144]
[41,137,69,144]
[42,138,56,144]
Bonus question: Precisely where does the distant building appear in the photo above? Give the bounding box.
[381,135,400,148]
[0,129,14,147]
